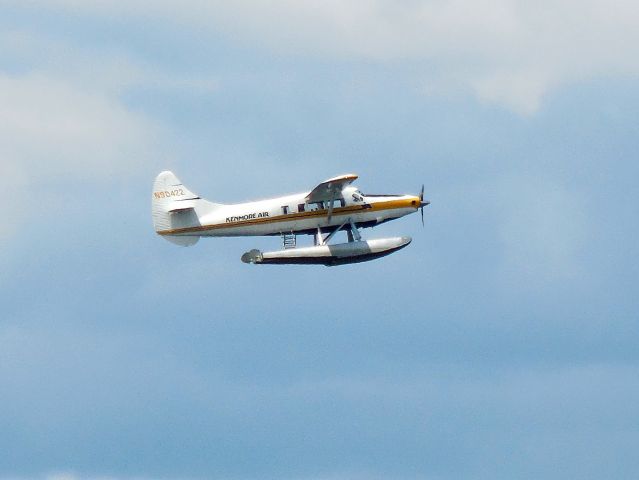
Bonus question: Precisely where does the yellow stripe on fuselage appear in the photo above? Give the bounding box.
[158,197,418,236]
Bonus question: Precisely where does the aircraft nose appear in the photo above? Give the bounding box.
[410,196,422,209]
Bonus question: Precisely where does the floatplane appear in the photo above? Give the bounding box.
[152,171,429,266]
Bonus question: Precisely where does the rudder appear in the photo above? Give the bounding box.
[151,171,220,246]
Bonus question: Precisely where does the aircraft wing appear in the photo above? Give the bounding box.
[305,174,358,202]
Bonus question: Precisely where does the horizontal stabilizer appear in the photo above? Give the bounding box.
[167,200,198,212]
[163,235,199,246]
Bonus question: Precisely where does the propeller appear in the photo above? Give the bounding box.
[419,184,430,226]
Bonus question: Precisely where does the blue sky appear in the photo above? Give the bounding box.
[1,1,638,479]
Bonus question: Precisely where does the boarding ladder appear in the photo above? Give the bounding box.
[282,232,297,249]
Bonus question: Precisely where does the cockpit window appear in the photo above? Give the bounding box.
[352,191,365,203]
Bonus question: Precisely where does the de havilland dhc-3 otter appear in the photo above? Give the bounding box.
[152,171,429,266]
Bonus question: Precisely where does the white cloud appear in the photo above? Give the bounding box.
[0,70,161,244]
[0,30,214,246]
[14,0,639,113]
[469,68,554,115]
[0,73,156,177]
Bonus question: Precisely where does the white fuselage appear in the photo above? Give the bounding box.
[159,186,421,239]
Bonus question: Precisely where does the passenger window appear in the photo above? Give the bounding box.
[281,205,289,214]
[298,204,305,213]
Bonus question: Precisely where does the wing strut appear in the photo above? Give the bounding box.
[327,193,335,222]
[349,219,361,242]
[323,219,349,245]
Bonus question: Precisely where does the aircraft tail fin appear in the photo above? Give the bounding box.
[151,171,221,246]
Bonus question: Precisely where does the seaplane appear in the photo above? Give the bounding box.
[151,171,429,266]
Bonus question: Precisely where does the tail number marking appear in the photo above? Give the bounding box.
[154,189,185,199]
